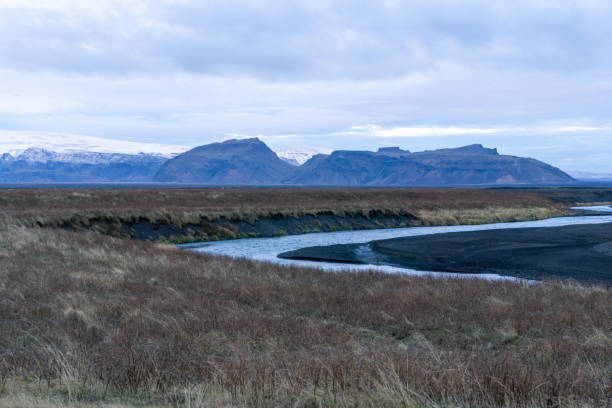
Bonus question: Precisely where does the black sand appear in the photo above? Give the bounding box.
[279,222,612,283]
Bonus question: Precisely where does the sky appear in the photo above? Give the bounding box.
[1,0,611,172]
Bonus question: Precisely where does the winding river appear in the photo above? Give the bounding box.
[183,206,612,280]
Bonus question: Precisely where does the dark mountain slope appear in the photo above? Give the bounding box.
[153,138,296,184]
[285,144,574,186]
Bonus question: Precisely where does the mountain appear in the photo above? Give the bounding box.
[285,144,575,186]
[153,138,296,184]
[0,140,576,186]
[0,130,189,157]
[0,148,169,182]
[275,146,332,166]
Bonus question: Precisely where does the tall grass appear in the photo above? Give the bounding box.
[0,224,609,407]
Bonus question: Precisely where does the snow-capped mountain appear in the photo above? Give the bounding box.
[1,153,15,163]
[0,148,171,182]
[0,130,194,182]
[13,148,56,163]
[275,146,332,166]
[569,171,612,181]
[13,148,170,165]
[0,130,190,157]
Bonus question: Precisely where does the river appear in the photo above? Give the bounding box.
[183,206,612,280]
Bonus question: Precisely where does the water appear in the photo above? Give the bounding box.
[184,207,612,280]
[571,205,612,213]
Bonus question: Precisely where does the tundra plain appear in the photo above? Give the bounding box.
[0,188,610,407]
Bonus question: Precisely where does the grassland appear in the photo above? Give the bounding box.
[0,188,572,242]
[0,188,610,407]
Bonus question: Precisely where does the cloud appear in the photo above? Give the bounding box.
[555,126,607,132]
[0,1,611,171]
[0,130,189,156]
[366,125,502,138]
[1,0,612,79]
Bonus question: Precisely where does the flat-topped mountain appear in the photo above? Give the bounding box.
[153,138,296,184]
[286,144,574,186]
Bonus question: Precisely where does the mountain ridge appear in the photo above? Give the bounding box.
[285,142,574,186]
[154,139,575,186]
[0,139,576,185]
[0,149,169,182]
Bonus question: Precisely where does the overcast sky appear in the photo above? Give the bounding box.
[1,0,612,172]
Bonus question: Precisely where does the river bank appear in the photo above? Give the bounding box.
[279,220,612,283]
[0,187,593,242]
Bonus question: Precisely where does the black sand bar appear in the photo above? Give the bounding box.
[279,223,612,283]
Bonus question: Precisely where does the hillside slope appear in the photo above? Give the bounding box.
[153,138,295,184]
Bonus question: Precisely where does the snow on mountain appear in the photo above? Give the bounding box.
[0,153,14,162]
[0,147,172,182]
[275,146,332,166]
[569,171,612,181]
[12,148,169,165]
[16,148,57,163]
[0,130,190,157]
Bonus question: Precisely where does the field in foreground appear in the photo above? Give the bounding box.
[0,222,610,407]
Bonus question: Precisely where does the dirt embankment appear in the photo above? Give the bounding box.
[54,210,417,242]
[3,187,606,242]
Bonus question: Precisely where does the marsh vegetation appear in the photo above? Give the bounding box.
[0,188,610,406]
[0,188,568,243]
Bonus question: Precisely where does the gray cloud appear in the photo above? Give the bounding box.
[2,1,612,78]
[0,0,611,172]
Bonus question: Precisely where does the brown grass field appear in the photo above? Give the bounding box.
[0,188,568,243]
[0,188,561,217]
[0,188,610,407]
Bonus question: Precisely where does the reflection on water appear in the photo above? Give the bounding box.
[183,208,612,280]
[571,205,612,213]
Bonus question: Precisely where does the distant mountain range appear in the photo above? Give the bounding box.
[0,139,576,185]
[0,130,189,157]
[153,138,574,185]
[0,148,168,182]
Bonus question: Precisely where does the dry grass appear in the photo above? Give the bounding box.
[0,223,610,407]
[0,187,562,221]
[0,188,569,243]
